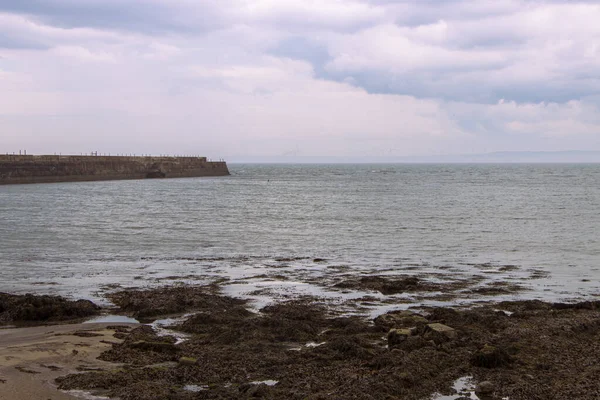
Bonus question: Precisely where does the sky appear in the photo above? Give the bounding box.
[1,0,600,160]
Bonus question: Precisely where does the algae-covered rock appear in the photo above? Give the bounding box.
[471,344,512,368]
[399,336,432,352]
[130,341,179,353]
[178,357,197,366]
[475,381,495,395]
[424,323,457,342]
[0,293,100,325]
[387,328,412,347]
[374,310,428,330]
[397,372,415,388]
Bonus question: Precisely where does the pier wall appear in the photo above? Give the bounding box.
[0,155,229,185]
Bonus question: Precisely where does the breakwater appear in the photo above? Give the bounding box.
[0,155,229,185]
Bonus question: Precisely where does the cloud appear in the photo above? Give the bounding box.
[234,0,386,31]
[0,0,385,35]
[315,2,600,102]
[324,23,506,73]
[50,45,116,63]
[0,12,133,50]
[0,0,599,157]
[0,0,220,34]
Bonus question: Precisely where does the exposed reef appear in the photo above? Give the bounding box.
[0,292,100,326]
[47,286,600,400]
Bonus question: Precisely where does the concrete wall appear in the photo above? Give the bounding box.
[0,155,229,185]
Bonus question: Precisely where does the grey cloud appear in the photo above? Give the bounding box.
[319,68,600,104]
[269,33,600,103]
[0,0,382,36]
[269,37,330,76]
[385,0,519,27]
[2,0,600,106]
[0,0,225,34]
[0,34,49,50]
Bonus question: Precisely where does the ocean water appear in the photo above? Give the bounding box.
[0,164,598,310]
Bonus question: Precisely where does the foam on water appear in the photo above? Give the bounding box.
[183,384,209,392]
[432,376,511,400]
[251,380,278,386]
[66,390,111,400]
[150,314,193,344]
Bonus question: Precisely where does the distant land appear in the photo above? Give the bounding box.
[229,151,600,164]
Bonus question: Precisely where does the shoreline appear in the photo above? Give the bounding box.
[0,322,138,400]
[2,285,600,399]
[4,259,597,321]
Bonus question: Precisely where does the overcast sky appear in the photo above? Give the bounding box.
[1,0,600,159]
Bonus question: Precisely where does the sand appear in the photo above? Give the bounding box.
[0,322,138,400]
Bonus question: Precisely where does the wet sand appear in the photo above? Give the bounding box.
[0,322,138,400]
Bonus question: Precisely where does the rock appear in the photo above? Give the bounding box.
[240,383,271,398]
[130,340,179,353]
[426,323,456,338]
[328,337,375,359]
[471,344,511,368]
[374,311,428,330]
[72,331,104,338]
[404,315,428,326]
[374,313,403,330]
[390,348,406,356]
[387,328,412,346]
[475,381,495,395]
[397,372,415,388]
[424,323,456,342]
[178,357,197,366]
[0,293,100,325]
[439,342,454,352]
[398,336,431,352]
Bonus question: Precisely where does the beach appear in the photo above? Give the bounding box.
[1,285,600,399]
[0,322,138,400]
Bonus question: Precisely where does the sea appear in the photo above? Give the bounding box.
[1,164,598,313]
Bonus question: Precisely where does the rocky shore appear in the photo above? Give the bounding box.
[1,283,600,400]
